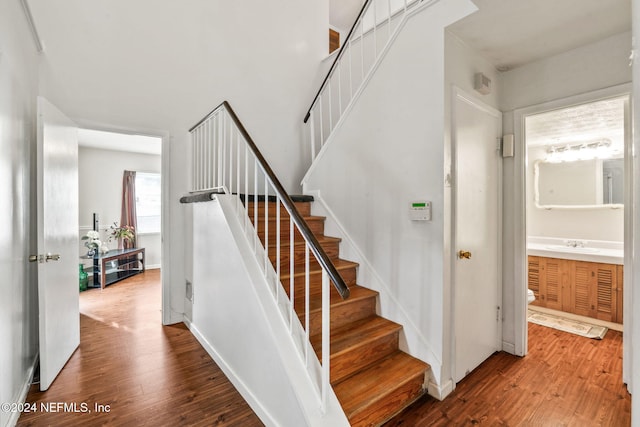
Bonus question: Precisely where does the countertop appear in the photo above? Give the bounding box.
[527,237,623,265]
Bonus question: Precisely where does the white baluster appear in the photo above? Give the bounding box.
[337,62,343,117]
[319,97,324,148]
[321,270,330,413]
[310,111,316,162]
[229,125,234,196]
[289,217,295,332]
[236,129,240,212]
[305,244,310,366]
[222,113,227,192]
[264,179,269,273]
[348,39,354,98]
[254,159,258,254]
[244,142,249,232]
[217,113,223,188]
[328,79,333,134]
[276,196,281,300]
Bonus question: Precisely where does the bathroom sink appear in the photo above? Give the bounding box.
[544,245,600,253]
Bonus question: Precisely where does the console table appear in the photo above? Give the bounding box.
[89,248,145,289]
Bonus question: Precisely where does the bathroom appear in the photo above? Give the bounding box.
[525,93,629,332]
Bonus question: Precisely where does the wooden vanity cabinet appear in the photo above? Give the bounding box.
[527,256,569,311]
[527,256,623,324]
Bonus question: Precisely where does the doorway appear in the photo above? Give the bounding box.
[514,84,632,362]
[76,128,167,316]
[77,128,163,287]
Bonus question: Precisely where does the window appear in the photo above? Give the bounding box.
[135,172,161,234]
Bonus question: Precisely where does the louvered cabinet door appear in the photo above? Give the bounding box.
[527,256,622,324]
[527,256,542,307]
[541,258,564,310]
[572,262,595,318]
[616,265,624,324]
[594,263,617,323]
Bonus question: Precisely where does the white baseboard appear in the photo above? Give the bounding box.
[502,341,516,355]
[146,264,161,270]
[7,355,38,427]
[428,379,453,401]
[183,316,192,329]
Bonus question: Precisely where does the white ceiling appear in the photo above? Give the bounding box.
[330,0,363,33]
[331,0,631,71]
[447,0,631,71]
[525,97,626,149]
[78,129,162,155]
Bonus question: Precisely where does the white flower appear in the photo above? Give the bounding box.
[86,230,100,239]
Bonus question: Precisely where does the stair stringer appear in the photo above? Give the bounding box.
[189,195,349,427]
[303,189,454,400]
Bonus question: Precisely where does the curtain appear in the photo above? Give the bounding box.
[121,170,138,249]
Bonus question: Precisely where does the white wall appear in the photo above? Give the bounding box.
[29,0,330,324]
[303,0,477,391]
[500,31,632,352]
[526,146,624,241]
[0,1,40,426]
[78,146,162,268]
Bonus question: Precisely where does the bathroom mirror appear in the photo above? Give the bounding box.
[534,157,624,208]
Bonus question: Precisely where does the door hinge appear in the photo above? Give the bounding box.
[496,305,501,322]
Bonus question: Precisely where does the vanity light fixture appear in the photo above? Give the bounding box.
[545,139,619,162]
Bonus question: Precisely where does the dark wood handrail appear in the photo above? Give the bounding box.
[303,0,373,123]
[191,101,350,299]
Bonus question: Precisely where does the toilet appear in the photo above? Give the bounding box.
[527,289,535,304]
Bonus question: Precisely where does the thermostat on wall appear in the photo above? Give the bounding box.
[410,201,431,221]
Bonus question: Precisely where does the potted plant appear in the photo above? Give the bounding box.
[109,222,135,249]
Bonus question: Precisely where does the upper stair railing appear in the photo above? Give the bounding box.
[189,101,349,411]
[304,0,423,161]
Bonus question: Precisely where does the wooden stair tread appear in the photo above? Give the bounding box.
[254,215,326,223]
[333,351,429,420]
[279,258,359,280]
[267,234,341,248]
[246,195,432,425]
[299,285,377,314]
[310,315,401,357]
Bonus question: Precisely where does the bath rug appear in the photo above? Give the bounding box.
[527,310,608,339]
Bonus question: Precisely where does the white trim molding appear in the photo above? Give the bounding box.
[512,83,632,360]
[7,355,39,427]
[428,379,454,401]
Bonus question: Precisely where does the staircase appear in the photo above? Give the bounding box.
[250,198,429,426]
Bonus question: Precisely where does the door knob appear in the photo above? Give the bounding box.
[29,255,41,263]
[458,250,472,259]
[45,253,61,262]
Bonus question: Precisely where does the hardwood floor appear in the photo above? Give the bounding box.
[18,270,263,427]
[17,269,631,426]
[385,323,630,426]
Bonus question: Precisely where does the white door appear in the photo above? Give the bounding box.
[35,97,80,390]
[453,89,502,383]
